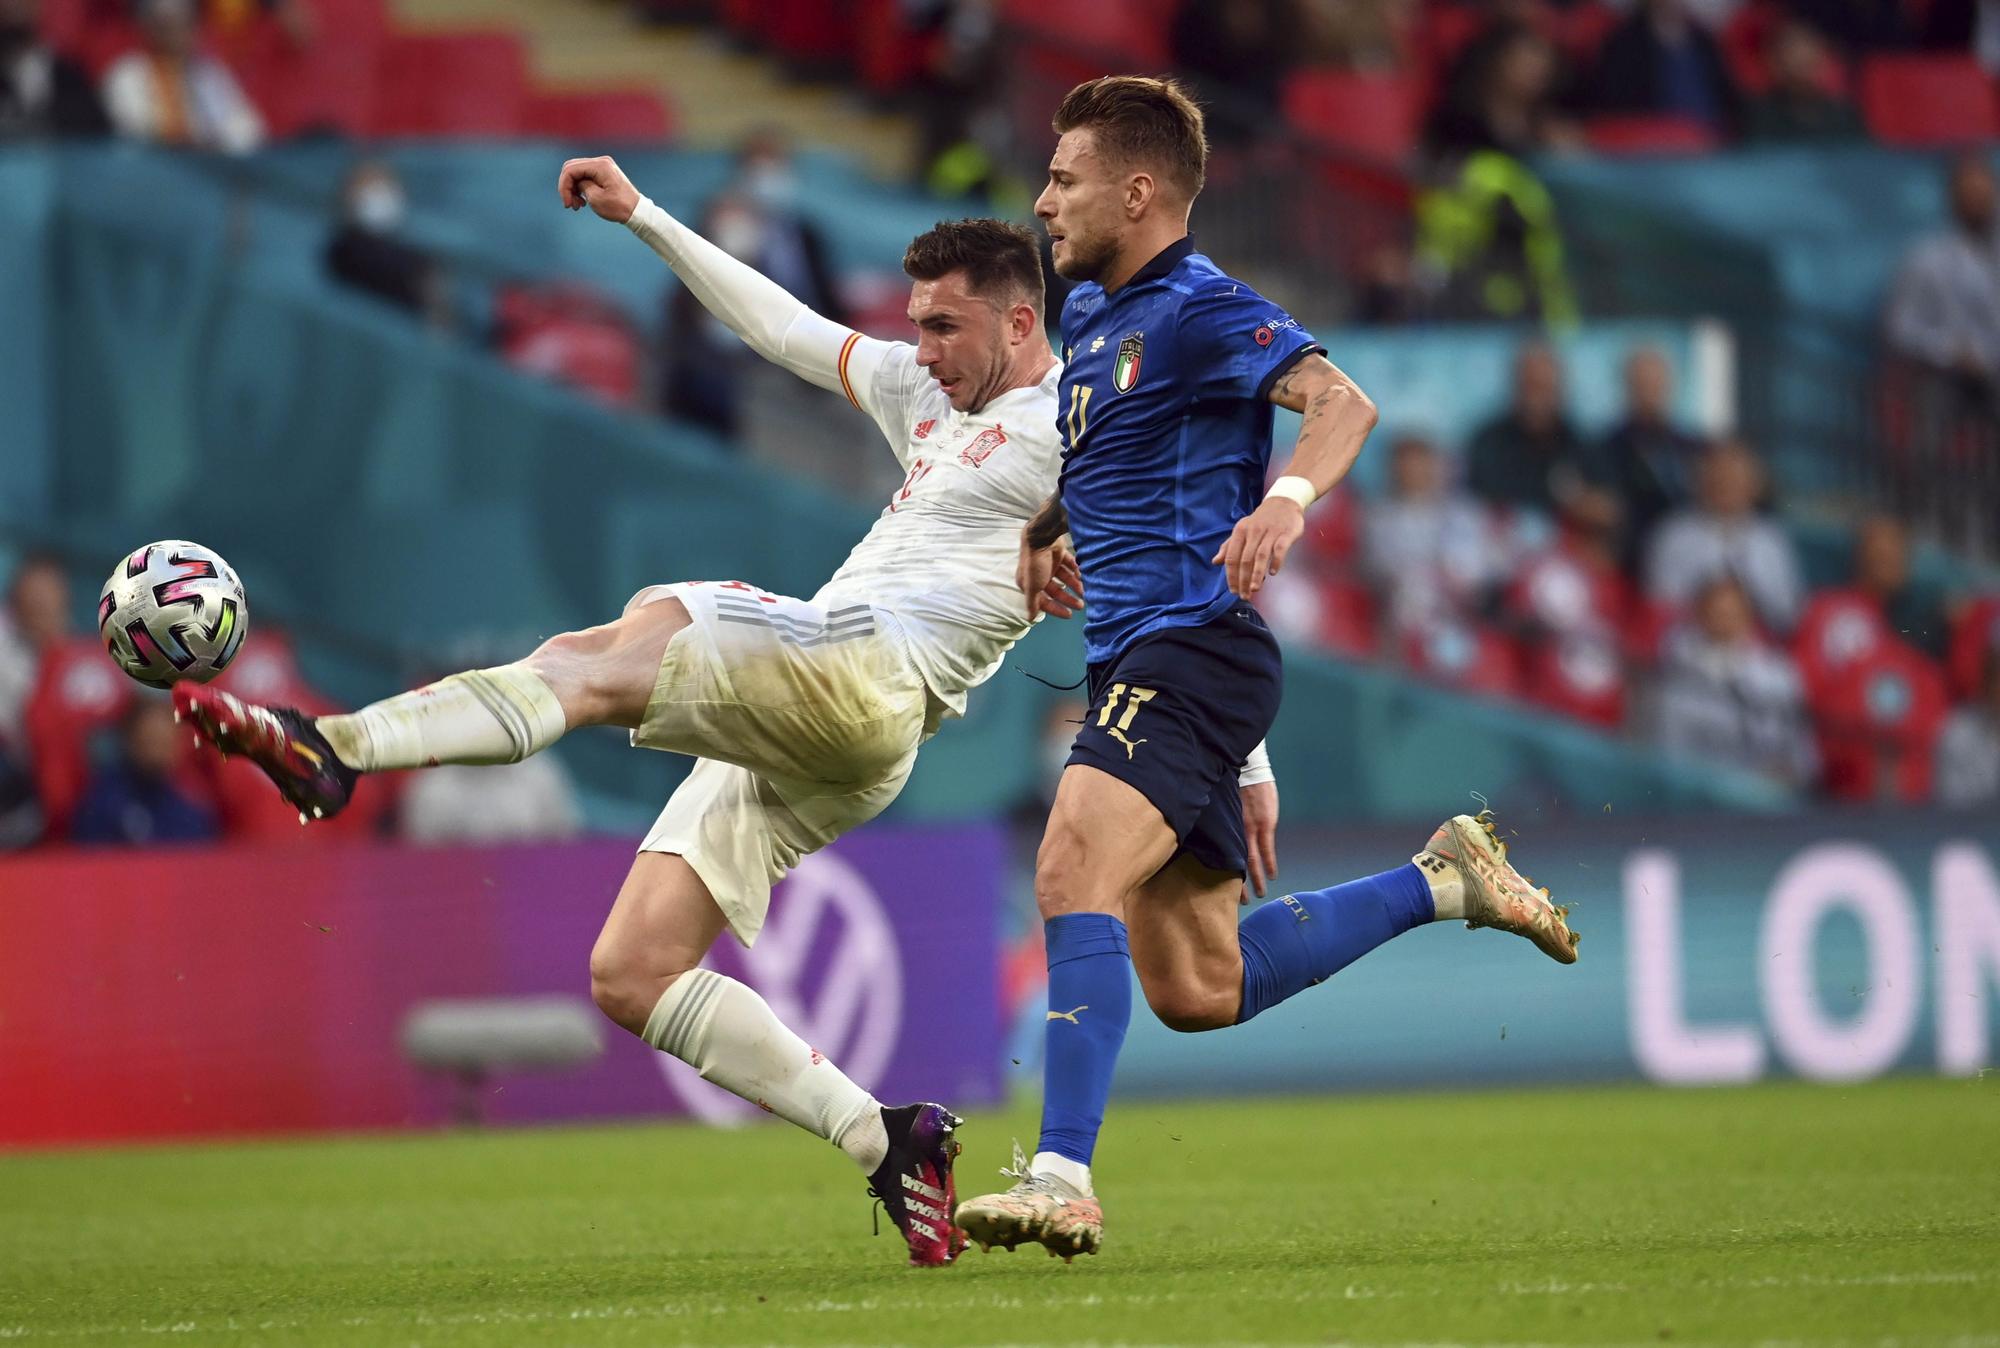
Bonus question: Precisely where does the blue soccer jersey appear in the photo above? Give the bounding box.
[1056,237,1324,664]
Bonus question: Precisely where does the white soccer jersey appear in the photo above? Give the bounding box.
[816,342,1062,715]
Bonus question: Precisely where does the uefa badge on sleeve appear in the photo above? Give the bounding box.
[1113,333,1144,393]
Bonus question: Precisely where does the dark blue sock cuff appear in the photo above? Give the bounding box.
[1044,913,1130,967]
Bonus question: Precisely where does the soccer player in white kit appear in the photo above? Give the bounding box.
[174,154,1079,1267]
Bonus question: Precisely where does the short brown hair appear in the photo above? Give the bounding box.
[1053,76,1208,199]
[902,218,1045,310]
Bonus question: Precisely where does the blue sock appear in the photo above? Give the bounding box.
[1237,863,1435,1024]
[1035,913,1132,1167]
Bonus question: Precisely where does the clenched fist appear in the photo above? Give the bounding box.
[557,155,641,225]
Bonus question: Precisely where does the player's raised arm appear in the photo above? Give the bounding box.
[1211,353,1379,600]
[558,154,887,405]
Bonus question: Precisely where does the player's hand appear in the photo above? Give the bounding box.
[558,155,640,224]
[1241,779,1279,902]
[1212,497,1305,600]
[1018,536,1084,621]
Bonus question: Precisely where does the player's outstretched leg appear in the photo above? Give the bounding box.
[175,595,690,822]
[594,853,966,1267]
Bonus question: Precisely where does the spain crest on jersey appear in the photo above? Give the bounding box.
[1113,333,1144,393]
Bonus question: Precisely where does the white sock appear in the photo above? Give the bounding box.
[1032,1150,1093,1197]
[1414,851,1467,922]
[643,968,887,1172]
[318,663,566,771]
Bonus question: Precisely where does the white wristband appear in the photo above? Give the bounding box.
[1238,738,1274,789]
[1266,475,1318,510]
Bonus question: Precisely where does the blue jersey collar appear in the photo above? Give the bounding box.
[1110,235,1195,294]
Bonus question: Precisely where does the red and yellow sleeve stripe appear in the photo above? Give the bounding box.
[836,331,863,411]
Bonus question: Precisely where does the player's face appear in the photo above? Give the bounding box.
[908,271,1010,414]
[1035,129,1127,282]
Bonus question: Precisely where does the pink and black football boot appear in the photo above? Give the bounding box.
[867,1103,967,1267]
[173,684,358,824]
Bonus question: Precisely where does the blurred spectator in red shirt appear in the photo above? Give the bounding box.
[0,0,109,138]
[1585,345,1705,551]
[70,696,219,846]
[101,0,263,153]
[1591,0,1742,135]
[1654,573,1817,787]
[1744,18,1863,143]
[10,556,133,840]
[1466,342,1587,519]
[1644,437,1803,635]
[1507,485,1645,725]
[1362,433,1502,633]
[0,552,67,754]
[1936,647,2000,806]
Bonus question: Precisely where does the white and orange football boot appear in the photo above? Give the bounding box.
[1419,810,1580,964]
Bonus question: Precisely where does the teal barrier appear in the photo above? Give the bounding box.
[1,144,1793,826]
[1107,812,2000,1094]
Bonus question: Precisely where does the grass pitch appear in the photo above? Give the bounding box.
[1,1079,1995,1346]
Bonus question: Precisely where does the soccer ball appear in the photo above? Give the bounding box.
[98,540,250,688]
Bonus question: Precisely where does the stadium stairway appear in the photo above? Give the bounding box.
[388,0,917,175]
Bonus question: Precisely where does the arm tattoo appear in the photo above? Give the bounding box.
[1025,494,1069,550]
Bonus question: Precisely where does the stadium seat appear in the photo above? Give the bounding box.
[1001,0,1173,67]
[1314,576,1381,660]
[1282,70,1423,164]
[853,0,928,96]
[1948,595,2000,700]
[1401,620,1521,699]
[370,31,529,138]
[493,284,644,409]
[1859,55,2000,147]
[1521,635,1627,728]
[526,91,675,143]
[1585,116,1722,156]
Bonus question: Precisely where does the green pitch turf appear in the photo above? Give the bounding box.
[1,1079,1995,1346]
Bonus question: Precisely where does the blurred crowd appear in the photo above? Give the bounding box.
[1250,337,2000,806]
[0,554,583,851]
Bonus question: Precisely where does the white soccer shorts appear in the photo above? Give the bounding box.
[626,581,930,946]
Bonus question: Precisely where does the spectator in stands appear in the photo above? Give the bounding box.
[400,757,582,845]
[325,159,447,324]
[1297,0,1413,71]
[101,0,263,154]
[1745,18,1864,143]
[1645,437,1803,634]
[1585,345,1704,549]
[729,129,845,325]
[1170,0,1294,147]
[1655,573,1817,786]
[1936,649,2000,806]
[1851,512,1949,653]
[1362,433,1501,631]
[1466,342,1586,517]
[70,696,218,845]
[0,551,66,755]
[1590,0,1742,136]
[0,0,109,138]
[1427,22,1580,158]
[1885,153,1999,408]
[662,191,765,439]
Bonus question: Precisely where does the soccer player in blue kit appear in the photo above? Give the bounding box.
[954,77,1580,1261]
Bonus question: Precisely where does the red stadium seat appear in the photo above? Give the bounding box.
[1860,55,2000,146]
[853,0,929,96]
[1297,485,1361,567]
[1585,116,1721,155]
[1314,576,1380,660]
[1002,0,1172,67]
[370,31,528,137]
[526,90,675,143]
[1282,69,1422,164]
[1948,595,2000,700]
[494,284,643,409]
